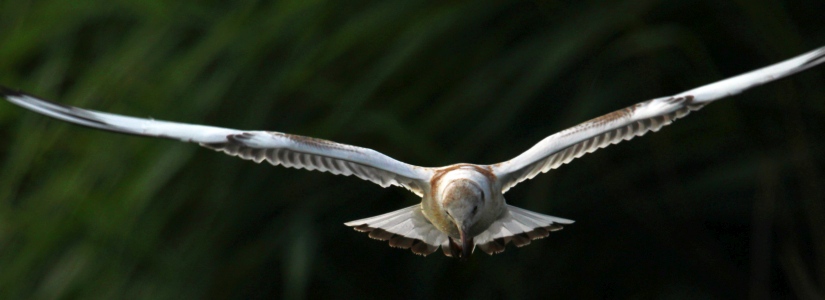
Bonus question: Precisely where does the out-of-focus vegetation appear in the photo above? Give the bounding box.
[1,0,824,298]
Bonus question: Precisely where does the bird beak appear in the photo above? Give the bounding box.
[459,227,472,259]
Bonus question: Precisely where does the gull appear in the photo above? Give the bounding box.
[2,46,824,259]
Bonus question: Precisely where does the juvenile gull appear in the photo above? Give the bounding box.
[3,46,824,258]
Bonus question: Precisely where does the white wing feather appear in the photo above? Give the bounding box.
[492,46,825,193]
[1,89,433,195]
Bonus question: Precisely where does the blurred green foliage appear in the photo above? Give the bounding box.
[1,0,824,299]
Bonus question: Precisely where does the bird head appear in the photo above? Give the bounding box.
[441,179,486,258]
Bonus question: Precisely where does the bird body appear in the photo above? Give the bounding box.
[3,46,824,258]
[426,164,506,257]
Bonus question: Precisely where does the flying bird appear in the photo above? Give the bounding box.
[3,46,824,259]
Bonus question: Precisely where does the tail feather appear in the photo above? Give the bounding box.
[345,204,573,257]
[345,205,446,256]
[475,205,573,255]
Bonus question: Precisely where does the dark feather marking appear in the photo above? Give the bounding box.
[446,237,463,258]
[207,133,422,193]
[0,85,22,97]
[353,224,371,232]
[273,147,286,163]
[479,239,505,255]
[547,224,564,231]
[802,50,825,67]
[17,95,114,127]
[442,243,454,258]
[5,90,115,128]
[524,227,550,240]
[571,141,583,157]
[271,132,358,153]
[411,241,437,256]
[368,228,394,241]
[288,151,300,167]
[592,134,602,149]
[477,224,566,255]
[312,155,324,169]
[629,120,640,133]
[320,157,333,169]
[503,93,713,192]
[510,234,531,247]
[349,225,439,256]
[389,235,414,249]
[63,108,110,126]
[351,163,367,177]
[650,116,661,130]
[580,136,593,151]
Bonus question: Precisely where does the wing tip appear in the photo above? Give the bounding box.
[802,47,825,68]
[0,85,22,98]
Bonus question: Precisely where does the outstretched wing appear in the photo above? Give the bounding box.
[1,88,433,195]
[491,46,825,193]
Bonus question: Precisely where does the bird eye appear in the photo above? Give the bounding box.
[472,206,478,214]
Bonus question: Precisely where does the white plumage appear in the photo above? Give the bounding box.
[3,46,824,258]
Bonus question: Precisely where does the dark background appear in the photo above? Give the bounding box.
[1,0,824,299]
